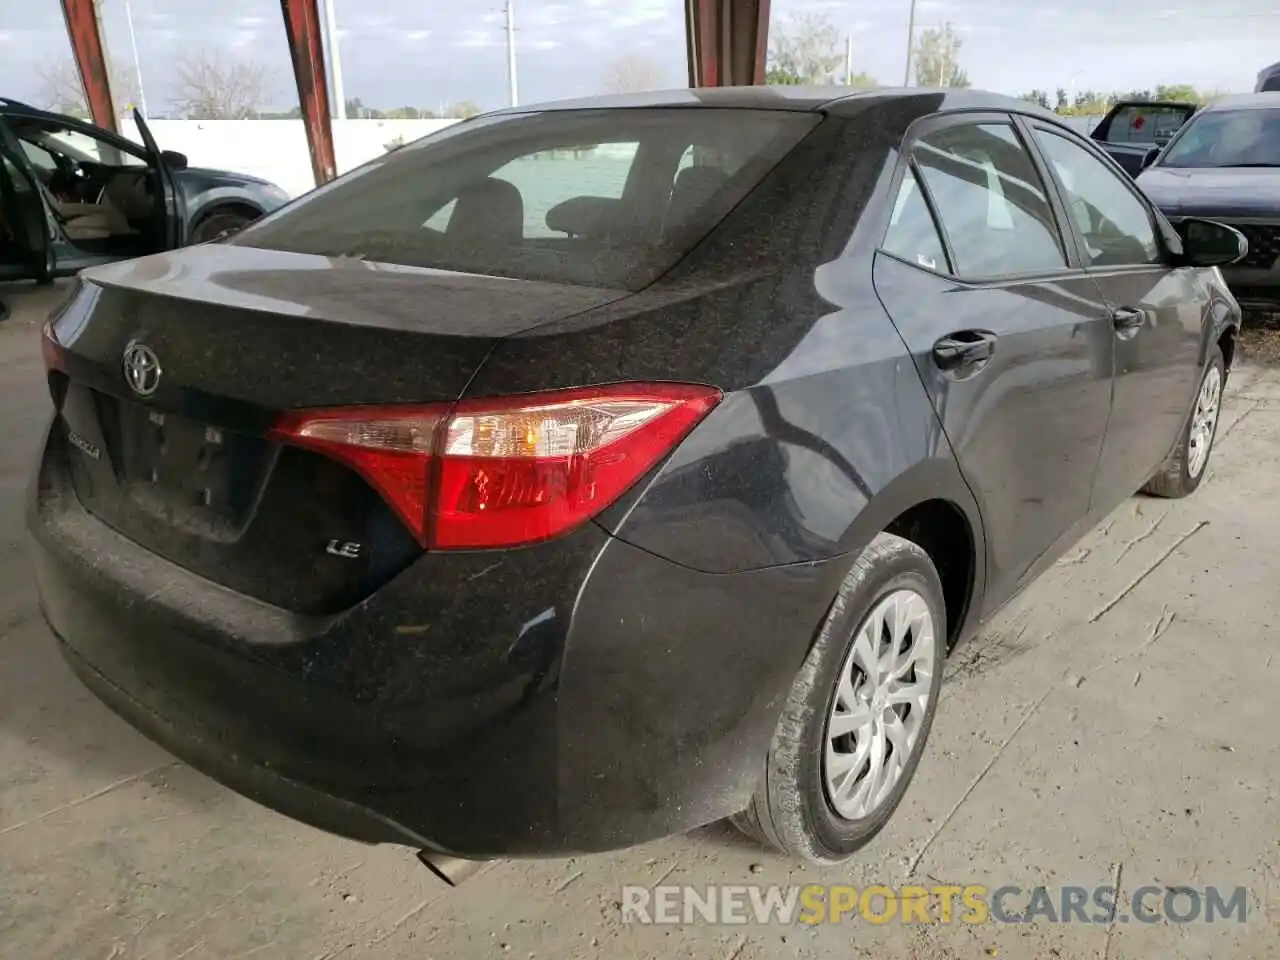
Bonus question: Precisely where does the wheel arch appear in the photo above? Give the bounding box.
[831,456,987,651]
[188,197,266,238]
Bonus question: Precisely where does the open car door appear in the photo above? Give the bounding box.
[0,118,54,281]
[1089,100,1198,177]
[132,108,186,249]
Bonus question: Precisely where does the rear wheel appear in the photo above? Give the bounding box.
[732,533,945,863]
[1142,346,1225,499]
[190,208,257,245]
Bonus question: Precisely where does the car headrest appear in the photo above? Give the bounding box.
[545,196,622,238]
[665,165,731,236]
[446,177,524,246]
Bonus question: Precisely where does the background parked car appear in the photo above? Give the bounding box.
[0,99,290,285]
[1136,93,1280,319]
[1089,99,1198,176]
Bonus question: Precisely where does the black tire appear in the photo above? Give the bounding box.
[1142,346,1225,499]
[189,209,256,245]
[731,533,946,863]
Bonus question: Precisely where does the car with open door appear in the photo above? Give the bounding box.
[29,88,1245,871]
[0,99,290,284]
[1090,99,1199,177]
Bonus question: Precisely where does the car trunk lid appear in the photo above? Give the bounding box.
[46,244,626,613]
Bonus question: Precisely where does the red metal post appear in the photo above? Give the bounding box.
[280,0,337,186]
[685,0,772,88]
[60,0,118,133]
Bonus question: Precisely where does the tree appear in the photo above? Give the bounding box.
[1154,84,1202,104]
[911,23,970,88]
[1072,90,1114,115]
[1018,89,1051,109]
[768,12,844,85]
[443,101,481,119]
[37,60,141,119]
[602,55,666,94]
[384,106,436,119]
[171,51,276,119]
[345,97,385,119]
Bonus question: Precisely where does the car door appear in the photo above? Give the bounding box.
[132,109,185,248]
[0,117,54,280]
[1025,120,1205,511]
[872,114,1116,614]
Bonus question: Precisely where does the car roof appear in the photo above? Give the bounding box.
[483,85,1062,121]
[1201,92,1280,112]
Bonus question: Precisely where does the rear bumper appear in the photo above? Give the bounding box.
[28,432,839,857]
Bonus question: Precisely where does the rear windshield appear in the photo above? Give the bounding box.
[1158,108,1280,168]
[1097,104,1190,145]
[232,108,818,290]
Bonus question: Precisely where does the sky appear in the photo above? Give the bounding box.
[0,0,1276,115]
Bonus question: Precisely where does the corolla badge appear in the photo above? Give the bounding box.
[122,341,162,397]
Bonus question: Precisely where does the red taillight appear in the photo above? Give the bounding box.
[270,383,721,550]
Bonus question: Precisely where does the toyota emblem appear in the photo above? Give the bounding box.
[122,341,162,397]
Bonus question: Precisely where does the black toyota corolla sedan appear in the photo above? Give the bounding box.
[29,87,1244,869]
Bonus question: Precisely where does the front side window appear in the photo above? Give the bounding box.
[234,109,819,290]
[912,122,1066,278]
[12,119,147,168]
[882,167,950,273]
[18,140,57,173]
[1033,128,1161,267]
[1158,108,1280,169]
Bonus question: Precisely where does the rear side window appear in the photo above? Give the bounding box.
[882,168,950,273]
[912,122,1066,278]
[234,109,818,290]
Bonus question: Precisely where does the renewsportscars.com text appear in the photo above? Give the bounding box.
[621,884,1249,926]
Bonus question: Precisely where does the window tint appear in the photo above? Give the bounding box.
[882,167,949,272]
[1032,129,1161,267]
[1159,108,1280,169]
[235,109,818,290]
[913,123,1066,277]
[1100,105,1189,145]
[10,119,146,168]
[19,141,56,172]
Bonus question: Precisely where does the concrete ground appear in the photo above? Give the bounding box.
[1,281,1277,959]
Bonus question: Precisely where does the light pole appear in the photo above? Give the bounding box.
[123,0,148,116]
[324,0,347,119]
[902,0,917,85]
[505,0,519,107]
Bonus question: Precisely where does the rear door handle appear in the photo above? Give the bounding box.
[933,331,997,371]
[1111,306,1145,332]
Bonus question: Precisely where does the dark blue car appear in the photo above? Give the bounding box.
[0,99,290,284]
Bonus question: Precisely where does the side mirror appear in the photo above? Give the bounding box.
[1140,147,1160,170]
[1177,217,1247,267]
[160,150,188,170]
